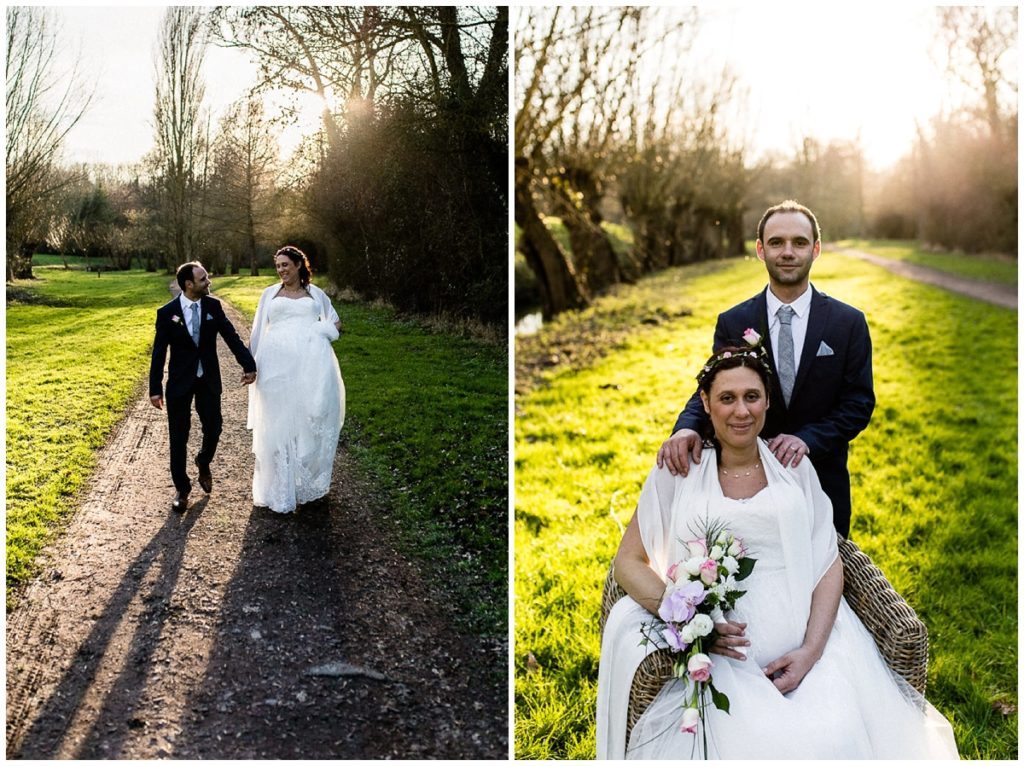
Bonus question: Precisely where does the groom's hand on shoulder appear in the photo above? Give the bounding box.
[150,395,163,410]
[657,429,702,476]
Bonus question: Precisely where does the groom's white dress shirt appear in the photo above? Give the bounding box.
[179,294,202,335]
[765,284,812,373]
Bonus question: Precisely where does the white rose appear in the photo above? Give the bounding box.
[687,540,707,558]
[683,556,704,576]
[709,545,724,561]
[689,613,714,638]
[679,623,697,643]
[728,540,744,557]
[716,531,729,545]
[722,555,739,575]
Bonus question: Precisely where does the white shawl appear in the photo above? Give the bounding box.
[248,282,340,358]
[246,282,341,430]
[595,439,838,759]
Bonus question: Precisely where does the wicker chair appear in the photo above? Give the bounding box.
[599,535,928,742]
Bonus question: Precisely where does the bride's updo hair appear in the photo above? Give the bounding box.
[696,346,773,443]
[697,346,772,396]
[275,245,312,288]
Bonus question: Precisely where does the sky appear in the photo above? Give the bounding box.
[49,4,978,171]
[50,6,317,168]
[692,3,955,169]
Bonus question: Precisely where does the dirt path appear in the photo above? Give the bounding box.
[6,295,507,759]
[831,245,1017,310]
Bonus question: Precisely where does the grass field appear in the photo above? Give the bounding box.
[834,239,1018,285]
[7,270,508,636]
[6,268,173,608]
[514,246,1017,758]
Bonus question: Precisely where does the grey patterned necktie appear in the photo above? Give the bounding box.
[777,305,795,406]
[190,302,203,377]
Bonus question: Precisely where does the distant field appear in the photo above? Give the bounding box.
[834,239,1017,285]
[515,249,1017,758]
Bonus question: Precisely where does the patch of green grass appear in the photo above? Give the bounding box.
[31,253,93,268]
[214,278,509,636]
[515,254,1017,758]
[835,239,1018,285]
[6,269,174,608]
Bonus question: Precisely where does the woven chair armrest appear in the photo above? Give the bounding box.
[837,536,929,694]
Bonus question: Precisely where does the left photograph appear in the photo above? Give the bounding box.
[6,6,508,759]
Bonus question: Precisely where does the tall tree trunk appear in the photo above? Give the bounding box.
[246,199,258,276]
[515,163,587,318]
[561,212,620,294]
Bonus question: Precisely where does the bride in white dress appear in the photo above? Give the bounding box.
[247,246,345,513]
[596,346,959,759]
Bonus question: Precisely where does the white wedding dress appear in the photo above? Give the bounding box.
[596,440,960,760]
[247,285,345,513]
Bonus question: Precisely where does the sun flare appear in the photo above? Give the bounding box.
[262,88,334,157]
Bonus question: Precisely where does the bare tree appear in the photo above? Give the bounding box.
[6,6,92,281]
[514,7,744,317]
[153,6,208,270]
[936,7,1018,138]
[212,7,508,322]
[208,95,279,275]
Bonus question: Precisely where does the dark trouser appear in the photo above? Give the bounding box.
[165,376,222,495]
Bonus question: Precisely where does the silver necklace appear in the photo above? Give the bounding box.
[720,462,761,479]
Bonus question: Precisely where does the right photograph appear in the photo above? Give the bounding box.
[514,5,1017,761]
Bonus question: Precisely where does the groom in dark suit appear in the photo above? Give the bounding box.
[149,262,257,511]
[658,200,874,537]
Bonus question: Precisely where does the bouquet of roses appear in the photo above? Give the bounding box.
[639,517,756,756]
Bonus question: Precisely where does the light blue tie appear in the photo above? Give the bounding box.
[190,302,203,378]
[777,305,795,406]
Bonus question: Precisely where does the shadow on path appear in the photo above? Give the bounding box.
[9,499,209,759]
[172,454,506,759]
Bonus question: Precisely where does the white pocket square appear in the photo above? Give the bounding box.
[816,341,834,357]
[205,313,213,320]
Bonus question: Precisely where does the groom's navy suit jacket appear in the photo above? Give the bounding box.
[149,295,255,399]
[674,285,875,536]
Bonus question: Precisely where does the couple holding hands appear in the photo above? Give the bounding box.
[148,245,345,516]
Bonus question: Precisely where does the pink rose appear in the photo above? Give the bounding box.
[679,707,700,734]
[687,653,713,683]
[699,558,718,586]
[666,562,679,582]
[743,327,761,346]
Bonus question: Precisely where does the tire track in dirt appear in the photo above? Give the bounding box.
[6,292,506,759]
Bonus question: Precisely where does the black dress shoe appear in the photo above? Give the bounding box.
[195,458,212,494]
[172,492,189,512]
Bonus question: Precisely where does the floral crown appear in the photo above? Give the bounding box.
[696,328,773,387]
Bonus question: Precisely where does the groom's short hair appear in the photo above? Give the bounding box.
[176,261,203,291]
[757,200,821,244]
